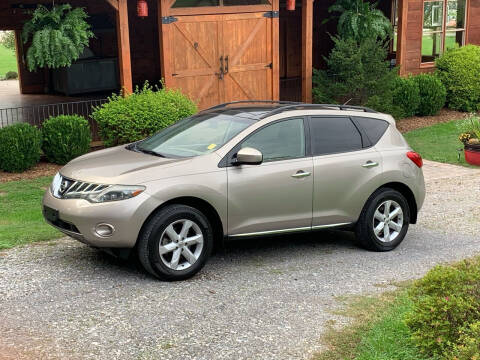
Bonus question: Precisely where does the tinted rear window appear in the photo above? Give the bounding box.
[310,116,363,156]
[353,117,389,145]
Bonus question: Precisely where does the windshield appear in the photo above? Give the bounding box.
[136,112,256,158]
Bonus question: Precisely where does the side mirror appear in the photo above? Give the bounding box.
[235,147,263,165]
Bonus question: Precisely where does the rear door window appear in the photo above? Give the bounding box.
[309,116,363,156]
[352,117,389,146]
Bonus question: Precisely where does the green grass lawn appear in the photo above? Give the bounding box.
[404,119,471,167]
[0,176,62,250]
[0,43,18,77]
[313,288,428,360]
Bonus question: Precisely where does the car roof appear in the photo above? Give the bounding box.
[200,101,387,122]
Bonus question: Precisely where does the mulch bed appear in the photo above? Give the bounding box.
[396,109,469,133]
[0,162,61,183]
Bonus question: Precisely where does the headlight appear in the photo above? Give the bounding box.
[51,173,145,203]
[84,185,146,203]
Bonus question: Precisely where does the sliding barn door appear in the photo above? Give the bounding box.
[160,15,224,110]
[222,12,274,103]
[160,12,278,109]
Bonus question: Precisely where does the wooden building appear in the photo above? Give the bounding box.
[1,0,480,109]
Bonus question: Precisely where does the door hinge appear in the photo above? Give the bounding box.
[162,16,178,24]
[263,11,279,18]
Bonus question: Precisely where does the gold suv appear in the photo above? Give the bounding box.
[43,101,425,281]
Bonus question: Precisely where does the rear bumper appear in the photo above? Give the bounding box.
[42,188,160,248]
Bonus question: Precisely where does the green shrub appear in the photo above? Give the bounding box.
[405,258,480,358]
[0,123,42,173]
[364,94,405,120]
[42,115,91,165]
[449,321,480,360]
[313,36,397,106]
[436,45,480,112]
[5,71,18,80]
[391,77,420,118]
[92,83,198,147]
[412,73,446,116]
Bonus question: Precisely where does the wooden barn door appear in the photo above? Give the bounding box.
[160,15,224,109]
[160,8,279,109]
[222,12,274,103]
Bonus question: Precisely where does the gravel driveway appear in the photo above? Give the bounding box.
[1,161,479,360]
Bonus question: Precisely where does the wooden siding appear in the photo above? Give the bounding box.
[467,0,480,45]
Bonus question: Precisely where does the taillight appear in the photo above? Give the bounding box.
[407,151,423,168]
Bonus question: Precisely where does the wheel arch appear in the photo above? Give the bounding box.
[377,182,418,224]
[137,196,225,250]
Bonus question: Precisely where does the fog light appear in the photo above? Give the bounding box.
[95,223,115,237]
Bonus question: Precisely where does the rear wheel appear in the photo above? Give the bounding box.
[355,188,410,251]
[137,205,213,281]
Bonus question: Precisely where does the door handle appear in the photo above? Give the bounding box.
[218,56,224,80]
[225,55,229,74]
[362,161,379,168]
[291,170,311,178]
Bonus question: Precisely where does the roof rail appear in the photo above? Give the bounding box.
[260,103,378,118]
[206,100,302,110]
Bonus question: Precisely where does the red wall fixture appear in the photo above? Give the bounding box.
[286,0,295,11]
[137,0,148,18]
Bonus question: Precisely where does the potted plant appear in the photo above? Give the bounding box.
[458,115,480,166]
[22,4,94,72]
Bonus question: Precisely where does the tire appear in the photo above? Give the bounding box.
[137,204,214,281]
[355,188,410,252]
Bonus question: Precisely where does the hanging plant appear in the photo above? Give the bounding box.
[22,4,94,72]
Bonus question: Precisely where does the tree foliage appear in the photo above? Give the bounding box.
[328,0,393,43]
[0,31,15,51]
[22,5,94,72]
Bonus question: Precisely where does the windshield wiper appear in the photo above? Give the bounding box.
[127,142,165,157]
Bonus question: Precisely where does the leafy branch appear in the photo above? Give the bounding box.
[22,4,94,72]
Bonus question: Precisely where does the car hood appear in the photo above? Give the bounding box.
[60,145,196,184]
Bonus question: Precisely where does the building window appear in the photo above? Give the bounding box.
[422,0,467,63]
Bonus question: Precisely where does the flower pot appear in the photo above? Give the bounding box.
[464,144,480,166]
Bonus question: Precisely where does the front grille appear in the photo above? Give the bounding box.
[53,175,109,199]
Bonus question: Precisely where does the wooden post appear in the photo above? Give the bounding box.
[272,0,280,100]
[396,0,407,76]
[116,0,133,94]
[301,0,313,103]
[14,30,25,94]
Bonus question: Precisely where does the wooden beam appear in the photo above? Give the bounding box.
[271,0,280,100]
[14,30,25,94]
[116,0,133,94]
[396,0,408,76]
[301,0,313,103]
[105,0,119,11]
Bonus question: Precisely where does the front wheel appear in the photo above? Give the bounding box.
[355,188,410,251]
[137,205,214,281]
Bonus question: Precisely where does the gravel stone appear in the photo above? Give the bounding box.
[0,160,479,360]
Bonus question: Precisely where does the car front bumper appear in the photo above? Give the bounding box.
[42,188,159,248]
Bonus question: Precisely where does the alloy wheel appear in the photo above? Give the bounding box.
[372,200,404,243]
[159,219,204,270]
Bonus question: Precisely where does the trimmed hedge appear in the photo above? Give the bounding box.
[413,73,446,116]
[92,83,197,147]
[391,76,420,118]
[436,44,480,112]
[5,71,18,80]
[405,258,480,358]
[42,115,91,165]
[0,123,42,173]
